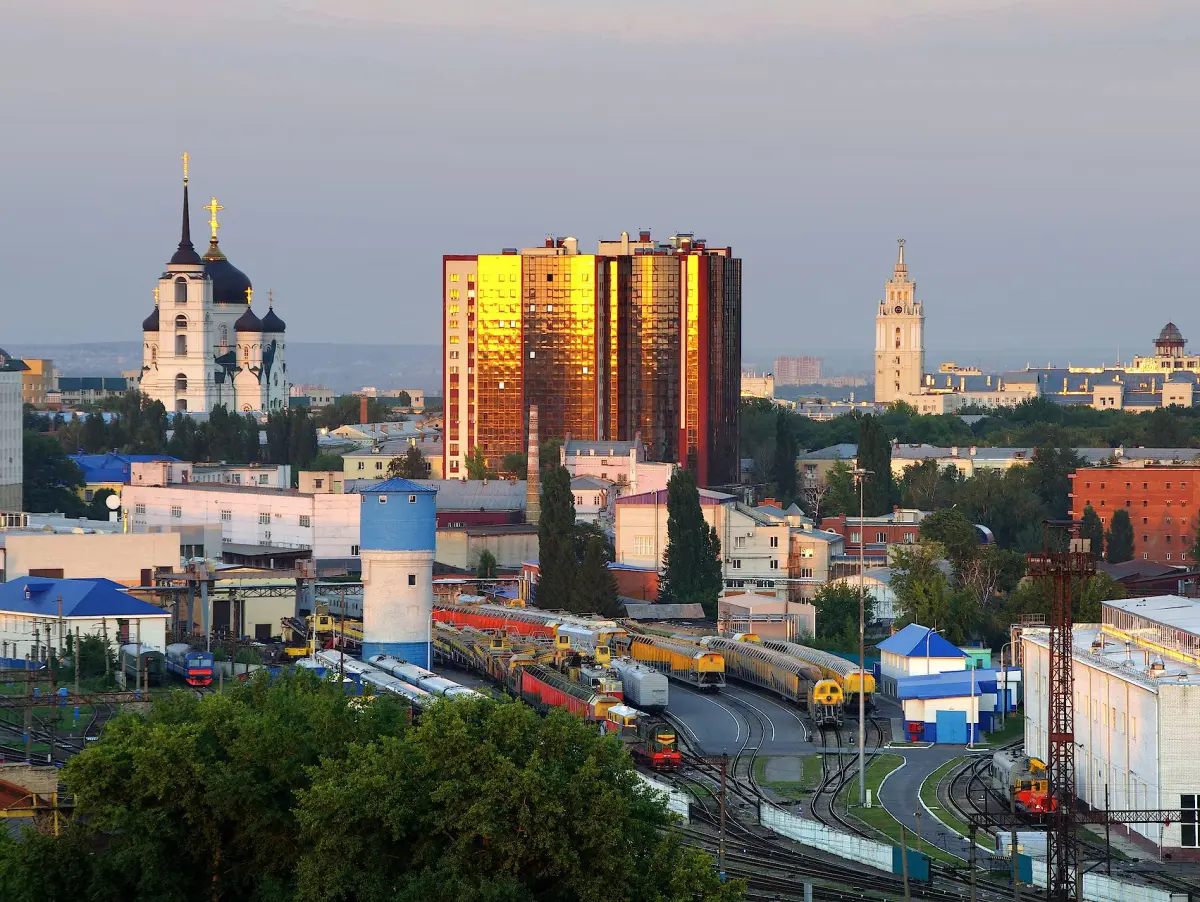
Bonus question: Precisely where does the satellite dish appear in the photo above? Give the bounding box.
[105,493,121,511]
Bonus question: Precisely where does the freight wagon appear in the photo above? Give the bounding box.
[619,635,725,690]
[701,636,843,726]
[762,638,876,709]
[119,644,165,687]
[516,664,618,722]
[608,657,669,712]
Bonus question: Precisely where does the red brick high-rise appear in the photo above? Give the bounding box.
[1070,467,1200,564]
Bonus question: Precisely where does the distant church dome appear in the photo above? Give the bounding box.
[260,305,286,333]
[1157,322,1185,345]
[203,238,253,305]
[142,306,160,332]
[235,306,263,333]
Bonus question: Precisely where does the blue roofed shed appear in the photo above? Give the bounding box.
[0,577,170,662]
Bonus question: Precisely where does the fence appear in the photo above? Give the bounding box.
[637,773,690,823]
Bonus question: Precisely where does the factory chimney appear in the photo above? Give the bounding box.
[526,406,540,524]
[359,396,369,425]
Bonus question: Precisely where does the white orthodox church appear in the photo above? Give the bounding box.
[140,159,288,414]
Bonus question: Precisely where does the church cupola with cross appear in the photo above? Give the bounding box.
[874,238,926,404]
[138,154,289,415]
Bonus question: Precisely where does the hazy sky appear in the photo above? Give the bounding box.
[4,1,1199,368]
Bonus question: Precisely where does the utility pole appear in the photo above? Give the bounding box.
[48,647,57,766]
[74,627,81,697]
[900,824,912,902]
[968,826,978,902]
[719,752,729,881]
[101,619,110,677]
[23,655,31,763]
[853,467,872,806]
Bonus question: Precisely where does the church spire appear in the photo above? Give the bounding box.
[893,238,907,279]
[170,151,202,266]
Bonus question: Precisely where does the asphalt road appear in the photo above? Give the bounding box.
[668,681,815,756]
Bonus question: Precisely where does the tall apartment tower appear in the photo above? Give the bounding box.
[874,239,925,404]
[442,231,741,487]
[359,478,437,668]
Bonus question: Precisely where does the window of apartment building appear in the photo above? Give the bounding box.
[449,460,459,473]
[850,531,861,543]
[727,579,745,589]
[376,461,384,470]
[903,532,916,543]
[313,479,324,489]
[450,273,459,282]
[1143,482,1149,489]
[259,512,270,525]
[756,580,774,589]
[1167,553,1173,560]
[220,510,231,522]
[801,547,814,558]
[1143,518,1148,524]
[1183,796,1200,848]
[299,515,311,527]
[876,531,887,543]
[770,535,779,548]
[633,536,654,557]
[770,559,779,569]
[734,536,746,549]
[800,568,814,579]
[351,545,360,556]
[731,559,741,570]
[170,505,182,519]
[135,503,146,515]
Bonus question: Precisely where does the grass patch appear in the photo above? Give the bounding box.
[754,755,821,801]
[917,757,995,851]
[985,709,1024,746]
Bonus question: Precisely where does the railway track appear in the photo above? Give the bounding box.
[809,717,887,838]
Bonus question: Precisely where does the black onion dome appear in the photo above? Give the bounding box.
[1158,322,1185,343]
[203,239,253,305]
[260,306,286,332]
[169,184,202,266]
[235,306,263,333]
[142,306,160,332]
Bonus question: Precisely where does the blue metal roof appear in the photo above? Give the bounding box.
[896,668,998,700]
[876,623,968,658]
[69,453,179,485]
[357,477,437,495]
[0,577,170,619]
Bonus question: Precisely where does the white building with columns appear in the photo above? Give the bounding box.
[139,159,288,414]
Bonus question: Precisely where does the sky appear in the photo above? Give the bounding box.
[3,1,1199,370]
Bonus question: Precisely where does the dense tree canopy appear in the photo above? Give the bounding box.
[23,431,85,515]
[856,415,894,516]
[535,464,577,610]
[0,674,737,902]
[658,469,723,617]
[1105,509,1135,564]
[387,444,430,480]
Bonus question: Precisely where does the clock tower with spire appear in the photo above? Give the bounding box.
[874,239,925,404]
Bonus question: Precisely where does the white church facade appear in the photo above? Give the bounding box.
[139,156,289,414]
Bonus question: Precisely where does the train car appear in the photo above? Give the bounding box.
[608,658,669,712]
[433,602,562,640]
[575,664,623,701]
[701,636,844,726]
[987,750,1055,815]
[313,650,437,710]
[119,644,165,687]
[517,665,617,722]
[761,638,876,709]
[555,622,628,656]
[603,704,682,770]
[164,643,215,687]
[621,635,725,690]
[367,653,485,699]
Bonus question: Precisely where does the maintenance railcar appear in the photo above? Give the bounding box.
[617,634,725,690]
[987,750,1055,815]
[762,638,876,709]
[602,704,682,770]
[608,658,669,712]
[701,637,844,726]
[164,643,214,687]
[119,644,165,687]
[433,603,561,640]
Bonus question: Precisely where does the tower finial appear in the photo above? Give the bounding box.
[205,196,224,241]
[181,151,190,184]
[170,156,202,266]
[153,285,160,306]
[245,286,253,304]
[897,238,905,265]
[268,288,274,307]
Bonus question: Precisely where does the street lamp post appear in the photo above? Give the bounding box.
[853,467,873,806]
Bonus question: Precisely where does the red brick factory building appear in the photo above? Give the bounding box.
[1071,466,1200,564]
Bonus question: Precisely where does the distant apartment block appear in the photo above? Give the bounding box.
[51,376,132,408]
[774,356,822,385]
[1071,466,1200,565]
[21,359,54,407]
[357,387,425,410]
[0,355,23,511]
[291,384,335,408]
[443,230,741,487]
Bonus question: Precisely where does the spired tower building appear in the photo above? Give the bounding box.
[874,239,925,404]
[139,154,289,414]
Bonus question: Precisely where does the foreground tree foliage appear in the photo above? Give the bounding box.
[0,674,736,902]
[658,469,723,617]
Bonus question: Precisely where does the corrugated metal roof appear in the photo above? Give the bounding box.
[413,479,524,510]
[615,488,734,506]
[0,577,169,619]
[896,668,996,699]
[876,623,967,658]
[623,603,707,620]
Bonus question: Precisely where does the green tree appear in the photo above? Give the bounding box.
[82,410,111,453]
[1143,406,1189,447]
[395,390,412,408]
[820,459,858,519]
[857,415,894,516]
[658,469,723,617]
[889,543,977,644]
[1078,572,1128,622]
[23,432,85,515]
[55,671,410,902]
[917,507,980,567]
[898,459,960,510]
[574,535,623,618]
[1105,509,1134,564]
[293,700,740,902]
[388,445,430,480]
[1028,432,1084,518]
[316,395,387,429]
[535,464,578,610]
[465,446,495,480]
[75,634,115,681]
[476,549,497,580]
[310,450,345,472]
[1080,504,1105,560]
[772,407,798,504]
[811,583,871,651]
[500,451,528,479]
[87,488,118,522]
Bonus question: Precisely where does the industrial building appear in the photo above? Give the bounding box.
[876,624,967,696]
[1070,466,1200,565]
[443,230,741,487]
[1022,595,1200,858]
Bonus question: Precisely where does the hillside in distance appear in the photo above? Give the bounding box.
[6,342,442,395]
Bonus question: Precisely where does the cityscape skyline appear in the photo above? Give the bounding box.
[4,2,1200,354]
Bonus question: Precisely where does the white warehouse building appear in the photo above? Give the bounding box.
[1022,595,1200,859]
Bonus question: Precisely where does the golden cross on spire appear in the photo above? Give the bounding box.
[245,287,253,304]
[181,151,190,184]
[153,285,160,305]
[205,196,224,240]
[268,289,274,307]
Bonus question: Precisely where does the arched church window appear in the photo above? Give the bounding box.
[242,345,250,364]
[219,324,228,349]
[175,315,187,330]
[175,335,187,356]
[174,277,187,305]
[175,373,188,393]
[894,381,901,392]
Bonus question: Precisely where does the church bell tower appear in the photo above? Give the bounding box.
[874,239,925,404]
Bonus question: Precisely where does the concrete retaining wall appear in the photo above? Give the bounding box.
[1029,864,1186,902]
[638,773,690,822]
[760,803,894,872]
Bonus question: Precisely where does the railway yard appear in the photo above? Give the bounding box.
[12,598,1200,901]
